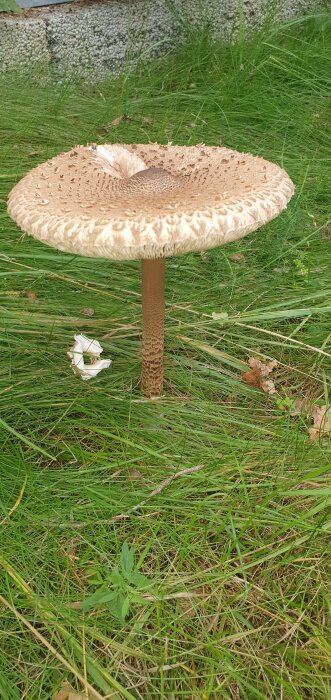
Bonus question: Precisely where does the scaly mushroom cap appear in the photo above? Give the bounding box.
[7,143,294,260]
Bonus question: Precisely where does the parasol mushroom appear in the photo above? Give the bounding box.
[7,143,294,397]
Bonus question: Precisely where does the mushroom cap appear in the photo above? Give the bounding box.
[7,143,294,260]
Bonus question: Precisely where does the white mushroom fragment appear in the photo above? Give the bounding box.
[8,142,294,397]
[68,334,111,381]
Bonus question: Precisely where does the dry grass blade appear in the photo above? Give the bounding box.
[179,336,247,370]
[0,595,105,700]
[0,475,27,526]
[235,322,331,358]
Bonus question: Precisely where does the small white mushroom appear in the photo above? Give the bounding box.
[67,334,111,381]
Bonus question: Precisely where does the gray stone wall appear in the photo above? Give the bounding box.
[45,0,178,79]
[0,0,326,79]
[0,15,49,70]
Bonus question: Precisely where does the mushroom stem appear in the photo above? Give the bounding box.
[141,258,165,397]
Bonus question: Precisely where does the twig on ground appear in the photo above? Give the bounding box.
[54,464,204,530]
[141,590,203,601]
[128,464,204,514]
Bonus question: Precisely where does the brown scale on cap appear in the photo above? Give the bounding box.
[7,142,294,397]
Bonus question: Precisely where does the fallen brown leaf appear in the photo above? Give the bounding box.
[110,114,131,128]
[241,357,278,394]
[289,398,310,416]
[127,468,143,480]
[110,115,122,127]
[230,253,246,263]
[81,307,94,317]
[52,680,88,700]
[260,379,277,395]
[98,115,131,134]
[25,290,37,302]
[308,405,331,442]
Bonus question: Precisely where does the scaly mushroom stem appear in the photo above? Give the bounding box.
[141,258,165,397]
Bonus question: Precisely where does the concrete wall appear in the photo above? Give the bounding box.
[0,0,326,79]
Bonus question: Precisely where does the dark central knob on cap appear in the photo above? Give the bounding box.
[120,167,184,196]
[131,167,173,179]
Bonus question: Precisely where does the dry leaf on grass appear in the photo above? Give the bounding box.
[241,357,278,395]
[229,253,246,263]
[289,398,310,416]
[284,398,331,442]
[127,468,143,480]
[25,290,37,302]
[308,405,331,442]
[260,379,277,395]
[98,115,131,133]
[110,115,123,128]
[81,307,94,317]
[110,114,131,127]
[52,680,89,700]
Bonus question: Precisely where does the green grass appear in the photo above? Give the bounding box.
[0,13,331,699]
